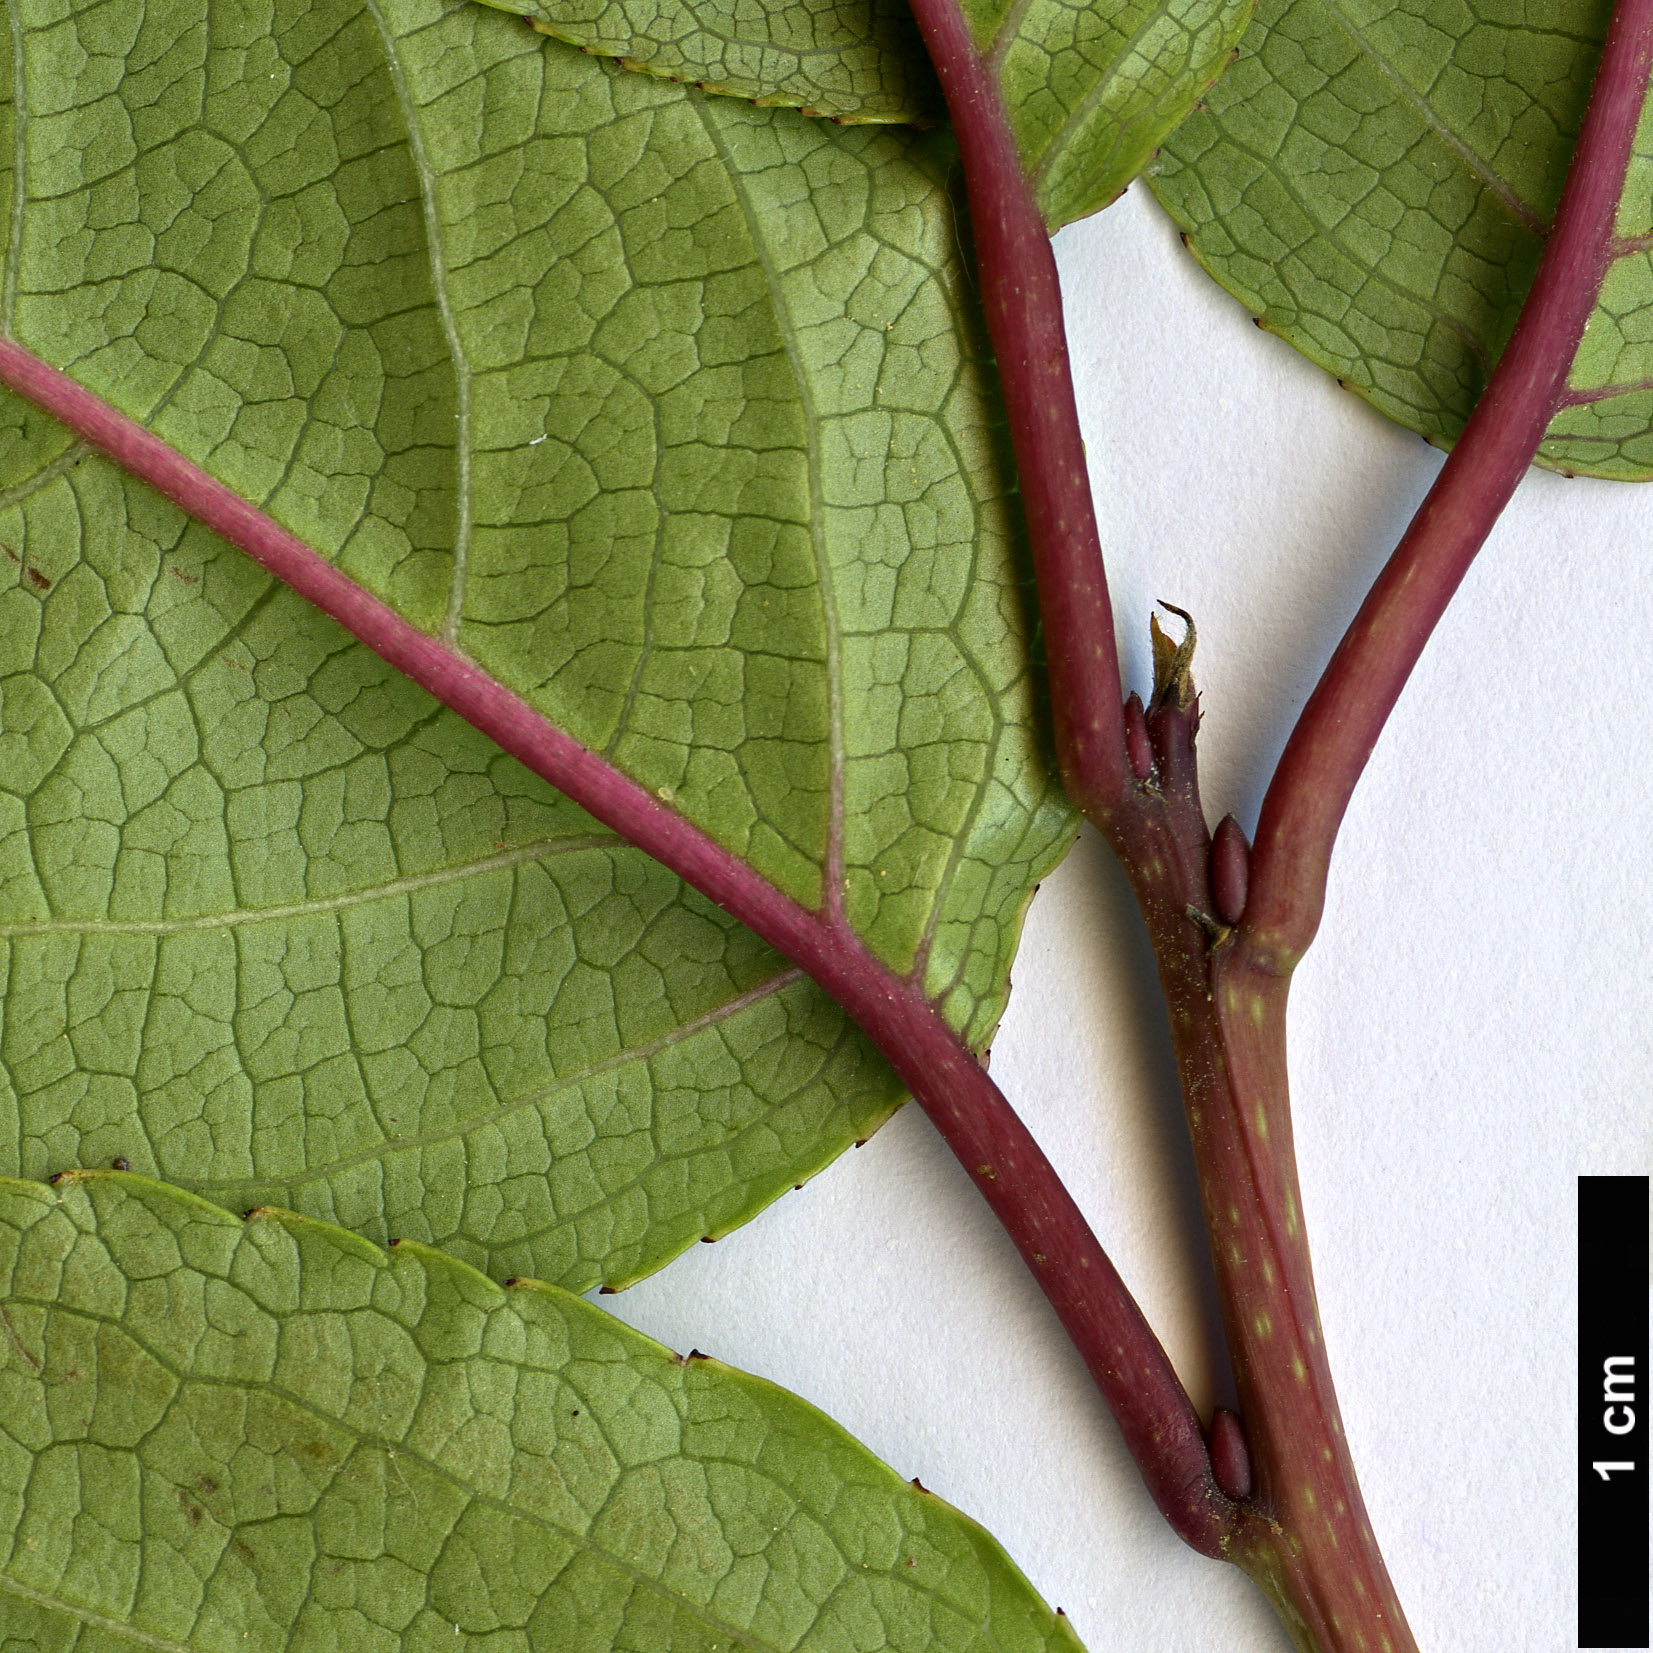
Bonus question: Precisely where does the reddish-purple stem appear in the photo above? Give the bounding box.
[1243,0,1653,965]
[905,0,1127,817]
[0,336,1229,1556]
[895,3,1652,1644]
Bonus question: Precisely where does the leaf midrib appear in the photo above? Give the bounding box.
[0,1572,201,1653]
[1317,0,1548,237]
[2,1282,1002,1653]
[691,98,849,916]
[364,0,476,649]
[0,1296,781,1653]
[1028,0,1197,190]
[1193,119,1507,351]
[189,964,805,1199]
[0,833,625,937]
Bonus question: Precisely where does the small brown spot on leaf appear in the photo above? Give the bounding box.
[196,1474,219,1495]
[168,565,199,584]
[0,1306,40,1373]
[0,546,47,589]
[112,1157,129,1171]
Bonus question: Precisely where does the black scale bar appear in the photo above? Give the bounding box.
[1580,1175,1649,1648]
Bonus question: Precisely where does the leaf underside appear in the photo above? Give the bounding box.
[1150,0,1653,479]
[0,0,1076,1286]
[0,1172,1090,1653]
[511,0,1251,229]
[960,0,1252,229]
[0,388,904,1292]
[490,0,948,126]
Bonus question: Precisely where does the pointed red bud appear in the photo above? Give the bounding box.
[1123,692,1154,779]
[1211,814,1250,927]
[1208,1406,1252,1502]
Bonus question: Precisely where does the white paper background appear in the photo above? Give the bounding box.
[595,186,1653,1651]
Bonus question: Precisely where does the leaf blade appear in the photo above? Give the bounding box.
[0,399,905,1290]
[982,0,1252,228]
[497,0,948,125]
[1150,0,1653,477]
[0,1171,1090,1653]
[513,0,1249,229]
[0,0,1074,1283]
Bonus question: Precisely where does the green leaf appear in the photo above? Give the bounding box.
[966,0,1252,228]
[0,2,1074,1278]
[506,0,1250,230]
[0,1171,1089,1652]
[0,387,902,1291]
[1149,0,1653,479]
[496,0,948,126]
